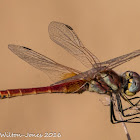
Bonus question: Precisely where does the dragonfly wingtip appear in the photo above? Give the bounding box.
[8,44,15,49]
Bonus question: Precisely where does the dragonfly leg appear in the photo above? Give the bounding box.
[121,94,140,109]
[128,96,140,100]
[110,96,118,123]
[116,94,140,117]
[123,100,140,112]
[127,96,140,109]
[110,94,140,123]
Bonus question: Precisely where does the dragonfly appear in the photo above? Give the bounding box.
[1,21,140,124]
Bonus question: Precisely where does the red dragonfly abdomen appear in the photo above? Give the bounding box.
[0,80,86,99]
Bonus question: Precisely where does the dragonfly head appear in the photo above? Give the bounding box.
[122,71,140,96]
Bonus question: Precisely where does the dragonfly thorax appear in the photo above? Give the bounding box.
[122,71,140,96]
[88,70,121,95]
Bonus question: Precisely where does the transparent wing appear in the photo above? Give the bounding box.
[48,21,100,70]
[8,44,81,83]
[99,49,140,70]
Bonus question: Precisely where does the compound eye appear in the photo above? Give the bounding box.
[124,71,132,80]
[129,72,133,77]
